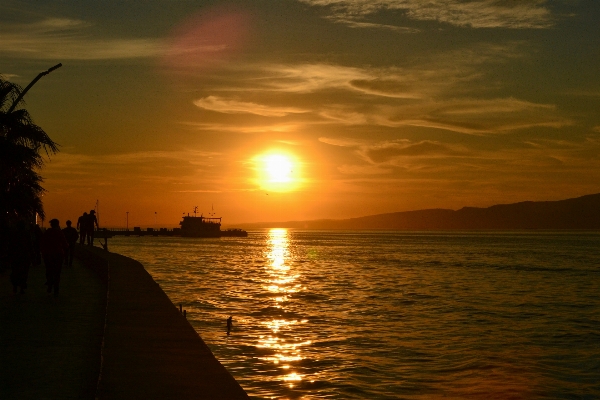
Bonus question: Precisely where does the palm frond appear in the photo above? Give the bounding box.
[0,75,58,223]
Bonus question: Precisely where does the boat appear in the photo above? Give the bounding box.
[178,207,248,238]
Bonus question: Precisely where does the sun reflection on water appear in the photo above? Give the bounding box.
[257,228,308,386]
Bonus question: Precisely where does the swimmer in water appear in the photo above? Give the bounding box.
[227,316,233,335]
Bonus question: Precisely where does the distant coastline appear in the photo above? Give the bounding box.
[235,193,600,231]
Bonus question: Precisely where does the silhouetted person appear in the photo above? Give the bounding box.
[62,220,78,267]
[100,233,109,251]
[41,219,68,296]
[31,223,43,266]
[87,210,99,246]
[0,224,8,273]
[227,316,233,335]
[9,221,32,294]
[77,212,88,244]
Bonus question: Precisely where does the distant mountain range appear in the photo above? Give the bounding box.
[236,193,600,230]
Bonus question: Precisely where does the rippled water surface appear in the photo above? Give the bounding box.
[108,230,600,399]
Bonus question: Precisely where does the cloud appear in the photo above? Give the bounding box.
[319,98,572,135]
[299,0,554,29]
[173,190,222,193]
[45,150,219,180]
[209,42,523,100]
[326,135,600,184]
[331,18,420,32]
[380,98,572,134]
[319,108,370,124]
[362,141,460,163]
[177,43,567,140]
[193,96,309,117]
[337,164,392,175]
[204,62,438,99]
[318,137,369,147]
[257,63,372,93]
[0,18,164,60]
[181,122,303,134]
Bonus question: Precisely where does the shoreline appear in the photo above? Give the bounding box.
[80,245,249,399]
[0,245,248,399]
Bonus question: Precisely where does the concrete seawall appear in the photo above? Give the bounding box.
[78,246,249,399]
[0,245,248,399]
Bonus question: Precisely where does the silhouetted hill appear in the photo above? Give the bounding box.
[238,193,600,230]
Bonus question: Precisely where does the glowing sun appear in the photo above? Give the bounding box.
[254,152,302,192]
[265,155,293,183]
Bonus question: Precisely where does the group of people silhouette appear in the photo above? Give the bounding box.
[76,210,99,246]
[3,209,99,297]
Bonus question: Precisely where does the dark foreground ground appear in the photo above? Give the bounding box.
[0,245,248,399]
[0,250,103,399]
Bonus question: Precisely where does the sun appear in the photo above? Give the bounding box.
[254,152,302,192]
[265,155,293,183]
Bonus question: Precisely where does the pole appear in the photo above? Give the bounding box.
[126,212,129,230]
[8,63,62,113]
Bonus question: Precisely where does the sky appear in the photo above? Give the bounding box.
[1,0,599,227]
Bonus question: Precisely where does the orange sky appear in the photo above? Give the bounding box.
[2,1,600,227]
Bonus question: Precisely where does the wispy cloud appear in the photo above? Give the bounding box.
[322,134,600,185]
[318,137,370,147]
[257,63,372,94]
[173,190,222,193]
[331,18,420,32]
[319,98,572,135]
[208,42,524,99]
[337,164,393,175]
[300,0,554,29]
[193,96,309,117]
[0,18,164,60]
[45,150,219,185]
[181,122,304,134]
[361,140,463,163]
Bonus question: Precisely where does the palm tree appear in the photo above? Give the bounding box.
[0,76,59,225]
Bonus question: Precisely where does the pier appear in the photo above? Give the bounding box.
[95,227,247,239]
[95,227,179,238]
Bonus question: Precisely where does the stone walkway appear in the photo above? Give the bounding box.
[85,246,248,400]
[0,251,105,399]
[1,245,248,399]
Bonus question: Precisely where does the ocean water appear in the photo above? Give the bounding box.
[107,230,600,399]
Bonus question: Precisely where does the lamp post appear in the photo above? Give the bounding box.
[8,63,62,113]
[126,212,129,231]
[155,212,157,229]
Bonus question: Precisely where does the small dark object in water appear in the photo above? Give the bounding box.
[227,316,233,335]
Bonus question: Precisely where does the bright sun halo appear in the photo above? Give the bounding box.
[255,152,301,192]
[265,155,293,183]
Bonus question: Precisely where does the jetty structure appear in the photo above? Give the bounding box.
[96,207,247,239]
[0,245,249,399]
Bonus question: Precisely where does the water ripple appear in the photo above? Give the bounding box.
[109,230,600,399]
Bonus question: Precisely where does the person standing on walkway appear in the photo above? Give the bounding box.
[62,220,79,267]
[41,219,68,296]
[77,212,88,244]
[9,221,33,294]
[31,223,43,266]
[87,210,99,246]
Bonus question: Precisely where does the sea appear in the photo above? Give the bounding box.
[107,230,600,400]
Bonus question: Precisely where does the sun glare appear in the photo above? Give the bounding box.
[254,152,302,192]
[266,155,293,183]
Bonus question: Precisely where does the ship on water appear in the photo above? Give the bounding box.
[179,206,248,238]
[94,206,247,239]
